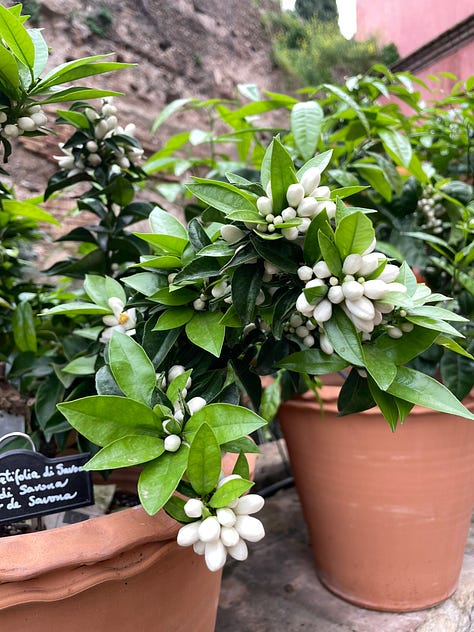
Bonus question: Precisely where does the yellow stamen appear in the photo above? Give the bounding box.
[118,312,129,325]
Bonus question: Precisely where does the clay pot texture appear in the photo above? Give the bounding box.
[278,379,474,612]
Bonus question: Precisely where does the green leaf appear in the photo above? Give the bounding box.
[109,331,157,405]
[324,307,364,366]
[232,452,251,479]
[330,186,369,200]
[37,62,133,91]
[166,369,193,404]
[42,301,111,317]
[231,263,262,324]
[0,5,35,71]
[408,306,467,322]
[186,311,226,357]
[440,351,474,401]
[187,179,256,216]
[250,234,299,273]
[435,335,474,360]
[63,355,97,375]
[187,423,221,496]
[334,211,375,259]
[0,44,19,96]
[138,447,189,515]
[106,176,134,207]
[38,87,123,105]
[220,437,261,454]
[33,54,124,88]
[323,84,369,132]
[84,274,126,307]
[303,284,328,303]
[318,230,342,276]
[362,344,397,391]
[296,150,333,181]
[378,128,412,168]
[367,377,399,431]
[303,209,331,265]
[163,495,194,524]
[85,435,165,470]
[291,101,323,162]
[30,28,48,78]
[122,272,166,297]
[151,97,197,134]
[372,326,438,364]
[35,374,65,431]
[278,348,349,374]
[405,316,464,338]
[184,404,266,444]
[57,396,161,446]
[12,301,37,352]
[2,199,60,225]
[209,478,254,508]
[269,137,298,212]
[387,367,474,420]
[173,257,221,283]
[153,307,194,331]
[354,164,392,201]
[337,369,375,415]
[151,287,197,306]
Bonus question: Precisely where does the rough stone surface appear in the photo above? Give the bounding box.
[216,443,474,632]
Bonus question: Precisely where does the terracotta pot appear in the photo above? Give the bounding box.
[0,453,255,630]
[278,381,474,612]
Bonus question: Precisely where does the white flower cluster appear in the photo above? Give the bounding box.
[0,105,48,140]
[177,476,265,572]
[100,296,137,343]
[54,99,143,176]
[159,365,207,452]
[417,186,444,234]
[255,167,336,241]
[294,246,412,350]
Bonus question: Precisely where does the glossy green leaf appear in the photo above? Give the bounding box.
[186,311,226,357]
[58,396,161,446]
[0,5,34,71]
[435,335,474,360]
[85,435,164,470]
[440,351,474,401]
[330,186,369,200]
[372,326,438,364]
[291,101,323,161]
[363,344,397,391]
[318,230,342,276]
[153,307,194,331]
[324,307,364,366]
[278,348,349,374]
[12,301,37,352]
[337,368,375,415]
[387,367,474,420]
[354,164,392,201]
[296,149,333,181]
[303,210,331,265]
[37,61,133,91]
[151,97,197,134]
[35,374,65,431]
[109,331,156,405]
[231,263,262,324]
[303,284,328,303]
[378,128,412,168]
[209,478,254,508]
[63,355,97,375]
[38,87,123,105]
[138,447,189,515]
[268,137,298,212]
[30,27,48,78]
[166,369,193,404]
[187,423,221,496]
[149,206,187,239]
[405,316,463,337]
[323,84,369,132]
[2,199,60,225]
[334,211,375,259]
[187,179,256,216]
[0,44,19,95]
[220,437,261,454]
[42,301,111,317]
[184,404,266,444]
[122,272,166,297]
[84,274,126,307]
[367,377,399,431]
[151,287,197,306]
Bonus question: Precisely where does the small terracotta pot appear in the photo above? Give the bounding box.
[278,382,474,612]
[0,453,255,630]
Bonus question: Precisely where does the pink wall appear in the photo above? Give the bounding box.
[356,0,473,57]
[416,40,474,99]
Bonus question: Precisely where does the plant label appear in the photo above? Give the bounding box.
[0,451,94,525]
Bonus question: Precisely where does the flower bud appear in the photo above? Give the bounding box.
[204,540,227,571]
[313,299,332,324]
[234,515,265,542]
[168,365,185,382]
[312,185,330,198]
[199,516,221,543]
[193,298,206,311]
[362,238,377,255]
[106,115,118,130]
[94,119,109,139]
[342,280,364,301]
[387,326,403,339]
[342,307,375,333]
[102,103,117,116]
[217,474,242,488]
[313,261,332,279]
[86,140,99,152]
[3,124,20,138]
[281,227,299,240]
[256,196,273,216]
[31,111,48,126]
[234,494,265,515]
[385,282,408,294]
[362,279,387,300]
[296,293,314,316]
[289,313,303,328]
[177,521,201,546]
[303,334,315,347]
[164,434,181,452]
[327,285,344,304]
[300,167,321,195]
[87,153,102,166]
[216,507,236,527]
[342,254,362,275]
[17,116,36,131]
[187,396,207,415]
[296,325,309,338]
[184,498,204,518]
[359,253,385,276]
[286,183,305,207]
[297,197,318,218]
[227,538,248,561]
[281,207,297,221]
[0,111,8,123]
[220,526,240,547]
[401,322,414,332]
[376,265,398,283]
[345,296,375,321]
[211,281,228,298]
[85,108,100,121]
[193,540,206,555]
[297,265,313,281]
[320,333,334,355]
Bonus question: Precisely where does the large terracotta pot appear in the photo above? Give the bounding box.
[278,378,474,612]
[0,466,226,631]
